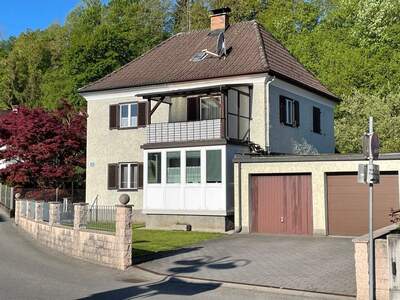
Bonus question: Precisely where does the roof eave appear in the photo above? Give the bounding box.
[269,71,340,102]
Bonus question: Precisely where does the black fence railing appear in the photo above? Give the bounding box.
[86,205,116,232]
[60,202,74,226]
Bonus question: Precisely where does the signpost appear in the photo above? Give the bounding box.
[358,117,380,300]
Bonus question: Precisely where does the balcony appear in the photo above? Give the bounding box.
[146,119,224,144]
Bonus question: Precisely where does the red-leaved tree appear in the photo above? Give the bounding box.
[0,101,86,189]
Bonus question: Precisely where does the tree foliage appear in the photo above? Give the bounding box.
[0,0,399,153]
[0,102,86,188]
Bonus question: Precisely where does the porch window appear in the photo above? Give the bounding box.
[187,95,221,121]
[120,103,138,128]
[201,96,221,120]
[227,88,251,141]
[148,152,161,184]
[119,163,138,190]
[186,151,201,183]
[167,151,181,183]
[206,150,221,183]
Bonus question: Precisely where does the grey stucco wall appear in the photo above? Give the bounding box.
[268,85,335,154]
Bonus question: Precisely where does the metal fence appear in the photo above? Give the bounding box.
[43,202,49,222]
[86,205,116,232]
[0,183,14,212]
[14,188,85,203]
[60,200,74,226]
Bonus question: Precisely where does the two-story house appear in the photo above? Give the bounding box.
[79,7,338,231]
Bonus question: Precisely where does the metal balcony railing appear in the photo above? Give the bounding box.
[146,119,224,144]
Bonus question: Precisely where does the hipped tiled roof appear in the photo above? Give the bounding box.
[79,21,337,100]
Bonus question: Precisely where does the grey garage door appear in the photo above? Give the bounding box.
[327,173,399,236]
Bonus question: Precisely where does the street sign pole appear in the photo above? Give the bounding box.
[368,116,375,300]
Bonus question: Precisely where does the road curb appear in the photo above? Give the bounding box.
[134,265,356,299]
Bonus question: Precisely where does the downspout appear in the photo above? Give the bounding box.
[234,161,242,233]
[265,76,275,154]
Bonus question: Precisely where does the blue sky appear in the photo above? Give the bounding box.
[0,1,83,39]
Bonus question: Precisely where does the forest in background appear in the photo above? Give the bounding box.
[0,0,399,153]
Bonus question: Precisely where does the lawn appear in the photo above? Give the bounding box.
[85,222,224,258]
[132,224,224,258]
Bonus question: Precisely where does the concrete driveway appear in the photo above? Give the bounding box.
[139,234,356,297]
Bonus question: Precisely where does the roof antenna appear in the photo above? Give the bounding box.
[202,32,227,59]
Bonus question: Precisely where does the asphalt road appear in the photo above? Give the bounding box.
[0,210,350,300]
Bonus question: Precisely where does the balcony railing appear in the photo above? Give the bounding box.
[146,119,224,144]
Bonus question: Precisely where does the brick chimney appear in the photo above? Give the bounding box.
[210,7,231,31]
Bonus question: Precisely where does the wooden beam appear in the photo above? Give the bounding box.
[150,96,166,116]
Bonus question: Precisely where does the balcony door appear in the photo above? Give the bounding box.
[187,96,221,121]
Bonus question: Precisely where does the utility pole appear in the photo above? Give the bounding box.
[368,116,375,300]
[358,116,380,300]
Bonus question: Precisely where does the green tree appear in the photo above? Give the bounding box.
[335,90,400,153]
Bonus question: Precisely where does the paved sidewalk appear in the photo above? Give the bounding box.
[139,234,356,296]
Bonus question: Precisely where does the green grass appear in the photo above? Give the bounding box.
[132,224,223,258]
[86,222,116,232]
[83,222,224,258]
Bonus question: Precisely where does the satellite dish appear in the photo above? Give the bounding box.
[216,32,226,57]
[201,31,227,59]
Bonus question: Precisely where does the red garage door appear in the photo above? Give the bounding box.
[251,174,312,235]
[327,173,399,236]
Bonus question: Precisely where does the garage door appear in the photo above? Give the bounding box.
[327,173,399,236]
[251,174,312,235]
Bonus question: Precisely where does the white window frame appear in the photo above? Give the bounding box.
[119,103,138,128]
[119,162,138,190]
[285,98,294,126]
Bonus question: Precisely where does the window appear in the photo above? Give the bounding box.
[313,106,321,134]
[227,88,251,141]
[200,96,221,120]
[120,103,138,128]
[186,151,201,183]
[109,102,147,129]
[148,152,161,184]
[187,95,221,121]
[107,163,142,190]
[206,150,221,183]
[279,96,299,127]
[167,151,181,183]
[119,163,138,189]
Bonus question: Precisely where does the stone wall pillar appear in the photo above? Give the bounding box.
[49,202,61,225]
[35,201,44,222]
[14,198,22,225]
[73,203,88,230]
[27,200,35,219]
[115,205,133,270]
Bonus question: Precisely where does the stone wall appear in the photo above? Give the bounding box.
[353,224,396,300]
[15,200,133,270]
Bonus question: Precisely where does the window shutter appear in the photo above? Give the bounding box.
[279,96,286,124]
[313,107,321,133]
[138,163,143,189]
[108,164,119,190]
[294,100,300,127]
[138,102,147,127]
[109,105,120,129]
